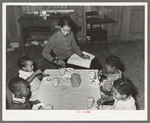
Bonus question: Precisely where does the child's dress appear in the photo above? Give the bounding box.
[100,70,122,97]
[111,96,136,110]
[19,70,41,101]
[9,94,31,109]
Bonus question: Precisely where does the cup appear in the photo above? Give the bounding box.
[46,77,51,81]
[89,71,96,80]
[86,97,95,108]
[59,67,66,76]
[52,78,59,87]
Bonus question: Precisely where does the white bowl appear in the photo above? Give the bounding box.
[66,68,74,72]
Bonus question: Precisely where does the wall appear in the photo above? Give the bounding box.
[128,6,144,40]
[6,6,144,43]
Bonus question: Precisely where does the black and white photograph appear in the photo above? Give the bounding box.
[2,2,147,121]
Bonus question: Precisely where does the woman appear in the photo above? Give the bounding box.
[42,16,102,70]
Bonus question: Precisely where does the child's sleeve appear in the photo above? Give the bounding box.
[19,71,35,83]
[19,73,28,80]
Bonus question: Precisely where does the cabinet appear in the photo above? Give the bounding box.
[18,13,69,54]
[85,11,116,50]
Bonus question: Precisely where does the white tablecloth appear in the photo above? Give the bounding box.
[37,69,101,110]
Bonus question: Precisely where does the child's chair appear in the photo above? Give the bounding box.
[6,96,9,109]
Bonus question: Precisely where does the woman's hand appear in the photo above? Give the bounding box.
[54,59,65,67]
[81,54,90,60]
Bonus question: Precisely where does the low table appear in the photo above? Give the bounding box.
[37,69,101,110]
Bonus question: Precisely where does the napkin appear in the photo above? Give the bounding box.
[32,103,46,110]
[32,103,53,110]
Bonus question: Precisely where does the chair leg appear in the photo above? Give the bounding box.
[105,39,107,50]
[91,41,93,50]
[86,38,88,44]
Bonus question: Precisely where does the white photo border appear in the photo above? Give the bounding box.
[2,2,148,121]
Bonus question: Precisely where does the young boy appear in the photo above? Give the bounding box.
[17,56,47,103]
[8,77,40,109]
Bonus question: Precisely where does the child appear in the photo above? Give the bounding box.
[98,55,122,98]
[97,78,136,110]
[8,77,40,109]
[17,56,44,103]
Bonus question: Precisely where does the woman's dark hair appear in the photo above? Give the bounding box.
[58,16,74,29]
[106,55,122,70]
[17,56,32,69]
[113,78,134,97]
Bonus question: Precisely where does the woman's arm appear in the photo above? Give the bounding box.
[71,33,91,59]
[71,32,82,56]
[42,35,65,67]
[42,37,55,63]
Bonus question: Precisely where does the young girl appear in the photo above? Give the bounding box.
[98,55,122,98]
[42,16,102,70]
[17,56,48,103]
[97,78,136,110]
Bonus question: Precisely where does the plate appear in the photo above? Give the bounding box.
[66,67,74,72]
[43,76,52,82]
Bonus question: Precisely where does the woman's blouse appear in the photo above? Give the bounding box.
[42,31,82,62]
